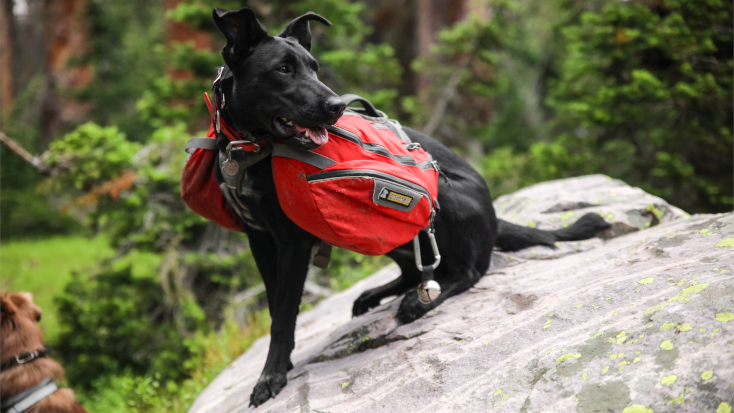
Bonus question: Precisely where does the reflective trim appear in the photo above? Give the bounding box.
[1,379,58,413]
[272,143,337,170]
[325,125,418,166]
[306,169,431,199]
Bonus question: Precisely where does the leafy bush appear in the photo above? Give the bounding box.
[45,123,140,191]
[55,266,194,388]
[547,0,733,212]
[75,313,271,413]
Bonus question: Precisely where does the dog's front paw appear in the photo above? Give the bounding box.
[352,291,376,317]
[249,373,287,407]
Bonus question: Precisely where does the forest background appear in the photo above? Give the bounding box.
[0,0,731,411]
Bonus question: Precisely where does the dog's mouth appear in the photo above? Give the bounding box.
[275,117,329,146]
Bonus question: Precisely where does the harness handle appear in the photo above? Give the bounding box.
[340,94,384,119]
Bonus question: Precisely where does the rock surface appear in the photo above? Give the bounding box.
[189,176,734,413]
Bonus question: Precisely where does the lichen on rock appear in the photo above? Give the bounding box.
[188,176,734,413]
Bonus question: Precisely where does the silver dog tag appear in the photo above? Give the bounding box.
[223,159,240,176]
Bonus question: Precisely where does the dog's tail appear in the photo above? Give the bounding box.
[495,212,610,252]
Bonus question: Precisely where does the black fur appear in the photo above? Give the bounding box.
[208,8,609,407]
[495,212,610,251]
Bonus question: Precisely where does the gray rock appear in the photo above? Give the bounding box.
[189,177,734,413]
[494,174,689,240]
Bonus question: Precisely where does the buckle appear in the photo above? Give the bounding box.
[212,67,224,90]
[16,351,37,364]
[226,140,261,154]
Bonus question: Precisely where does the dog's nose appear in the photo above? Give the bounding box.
[325,96,346,116]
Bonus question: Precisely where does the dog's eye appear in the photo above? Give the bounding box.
[277,66,289,74]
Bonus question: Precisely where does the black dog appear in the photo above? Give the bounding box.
[209,8,609,407]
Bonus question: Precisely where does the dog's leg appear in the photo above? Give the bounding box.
[247,229,296,372]
[247,229,279,313]
[249,237,312,407]
[396,266,484,323]
[352,250,420,316]
[352,276,410,316]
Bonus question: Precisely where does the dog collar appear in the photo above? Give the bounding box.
[0,348,49,371]
[0,378,58,413]
[207,66,272,153]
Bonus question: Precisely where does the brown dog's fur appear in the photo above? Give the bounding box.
[0,292,87,413]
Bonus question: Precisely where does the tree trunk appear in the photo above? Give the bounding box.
[42,0,92,143]
[164,0,213,81]
[0,0,14,123]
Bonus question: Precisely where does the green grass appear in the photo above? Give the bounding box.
[1,236,114,342]
[0,235,162,343]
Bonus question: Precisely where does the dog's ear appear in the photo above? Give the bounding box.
[15,292,42,322]
[213,8,269,65]
[1,293,18,317]
[277,12,331,52]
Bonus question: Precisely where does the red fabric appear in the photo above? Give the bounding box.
[273,114,439,255]
[180,122,245,232]
[181,108,440,255]
[180,94,268,232]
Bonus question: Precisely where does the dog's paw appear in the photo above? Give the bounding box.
[249,373,287,407]
[352,291,376,317]
[396,292,431,323]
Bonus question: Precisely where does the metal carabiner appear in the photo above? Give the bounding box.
[413,230,441,272]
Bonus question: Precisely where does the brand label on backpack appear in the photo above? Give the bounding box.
[373,180,421,212]
[378,188,413,206]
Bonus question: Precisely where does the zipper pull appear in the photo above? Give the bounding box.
[432,160,450,184]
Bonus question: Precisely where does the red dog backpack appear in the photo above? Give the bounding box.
[182,94,439,256]
[272,108,439,256]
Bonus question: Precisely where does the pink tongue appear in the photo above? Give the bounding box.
[294,124,329,145]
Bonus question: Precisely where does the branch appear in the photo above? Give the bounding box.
[0,130,51,175]
[422,41,480,136]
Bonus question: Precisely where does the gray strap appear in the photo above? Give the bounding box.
[371,121,412,144]
[2,380,57,413]
[185,137,218,154]
[272,143,337,170]
[388,119,412,144]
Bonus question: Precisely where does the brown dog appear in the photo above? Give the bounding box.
[0,292,87,413]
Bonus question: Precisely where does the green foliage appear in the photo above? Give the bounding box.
[322,248,392,291]
[547,0,733,212]
[10,1,731,411]
[75,313,271,413]
[0,236,114,342]
[55,266,193,388]
[83,0,166,141]
[45,123,140,190]
[287,0,402,112]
